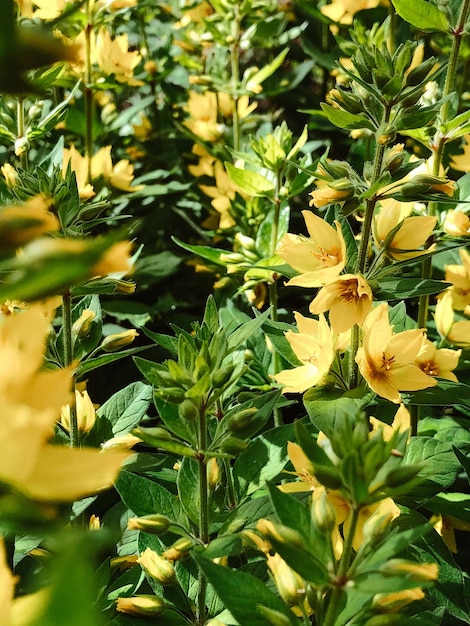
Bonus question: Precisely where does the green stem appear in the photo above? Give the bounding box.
[349,133,388,388]
[196,405,209,625]
[322,507,360,626]
[62,290,79,448]
[84,0,93,183]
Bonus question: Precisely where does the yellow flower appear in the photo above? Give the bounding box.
[450,133,470,172]
[183,91,225,142]
[373,588,425,612]
[445,248,470,310]
[274,312,336,393]
[373,200,437,261]
[101,328,138,352]
[381,559,438,582]
[32,0,66,20]
[266,553,310,613]
[137,548,176,585]
[1,163,19,188]
[355,303,437,403]
[432,513,470,553]
[95,29,143,85]
[309,274,373,333]
[321,0,381,24]
[309,179,355,208]
[434,289,470,347]
[443,210,470,236]
[369,404,410,441]
[60,389,97,433]
[91,240,133,277]
[348,498,400,551]
[0,308,129,501]
[199,161,238,229]
[132,115,152,142]
[277,211,346,288]
[414,338,461,382]
[0,195,59,248]
[116,595,165,616]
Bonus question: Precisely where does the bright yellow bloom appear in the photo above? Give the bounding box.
[183,91,225,142]
[355,303,437,403]
[199,161,238,229]
[373,200,437,261]
[60,389,97,433]
[95,29,143,85]
[277,211,346,288]
[309,274,373,333]
[274,312,336,393]
[369,404,410,441]
[432,513,470,553]
[445,248,470,310]
[132,115,152,142]
[434,289,470,347]
[414,338,461,382]
[443,210,470,236]
[32,0,66,20]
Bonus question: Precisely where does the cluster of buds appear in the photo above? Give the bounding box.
[309,159,364,214]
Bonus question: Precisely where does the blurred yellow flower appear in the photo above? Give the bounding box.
[183,91,225,142]
[277,211,346,287]
[32,0,66,20]
[445,248,470,310]
[95,29,143,85]
[373,200,437,261]
[355,303,437,403]
[443,210,470,236]
[199,161,238,229]
[1,163,19,188]
[309,273,373,333]
[274,312,336,393]
[450,133,470,172]
[0,195,59,248]
[321,0,382,24]
[414,338,461,382]
[92,240,133,276]
[434,289,470,347]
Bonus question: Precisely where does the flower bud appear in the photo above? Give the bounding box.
[219,436,248,454]
[380,559,438,582]
[225,407,257,432]
[211,363,234,389]
[266,553,306,608]
[178,399,199,421]
[257,519,304,548]
[72,308,96,339]
[372,588,424,612]
[1,163,18,188]
[15,136,29,156]
[162,537,195,561]
[116,595,165,616]
[127,514,173,534]
[137,548,176,585]
[60,390,96,433]
[101,329,138,352]
[256,605,294,626]
[311,486,336,534]
[384,464,422,488]
[156,386,186,403]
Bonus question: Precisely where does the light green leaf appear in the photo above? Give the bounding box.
[320,103,375,131]
[392,0,450,32]
[96,382,152,437]
[225,162,274,196]
[245,48,289,87]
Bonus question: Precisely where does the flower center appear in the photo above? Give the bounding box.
[419,360,439,377]
[312,245,341,267]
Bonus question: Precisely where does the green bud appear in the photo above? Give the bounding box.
[162,537,195,561]
[178,398,199,421]
[385,464,422,488]
[225,407,258,432]
[101,329,138,352]
[156,387,186,403]
[311,487,336,534]
[127,514,173,534]
[313,465,343,490]
[219,436,249,454]
[256,605,293,626]
[405,57,436,87]
[363,615,402,626]
[211,363,234,389]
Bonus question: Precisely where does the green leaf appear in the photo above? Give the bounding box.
[403,379,470,407]
[172,237,228,266]
[373,277,450,300]
[153,394,197,444]
[400,438,461,502]
[233,424,295,497]
[176,457,200,524]
[194,555,297,626]
[95,381,152,437]
[115,471,185,523]
[303,387,371,438]
[227,308,271,351]
[244,48,289,87]
[453,446,470,485]
[77,345,150,377]
[426,492,470,522]
[203,534,244,559]
[225,163,275,197]
[391,0,450,32]
[320,103,375,131]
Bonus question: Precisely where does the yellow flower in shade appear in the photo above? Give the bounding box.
[277,211,346,288]
[434,289,470,347]
[347,498,401,551]
[370,404,410,441]
[60,389,97,433]
[116,595,165,616]
[381,559,438,582]
[132,115,152,142]
[432,513,470,553]
[91,240,133,277]
[199,161,238,229]
[414,338,461,382]
[0,195,59,248]
[445,248,470,310]
[355,303,437,403]
[95,29,143,85]
[443,210,470,236]
[101,329,138,352]
[309,274,373,333]
[104,157,142,192]
[450,133,470,172]
[183,91,225,142]
[188,143,216,178]
[321,0,381,24]
[1,163,19,188]
[373,588,425,612]
[274,312,336,393]
[373,200,437,261]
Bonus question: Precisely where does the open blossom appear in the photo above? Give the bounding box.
[274,312,336,393]
[95,29,143,85]
[355,303,437,403]
[445,248,470,310]
[374,200,437,261]
[277,211,346,288]
[309,274,373,333]
[414,338,461,382]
